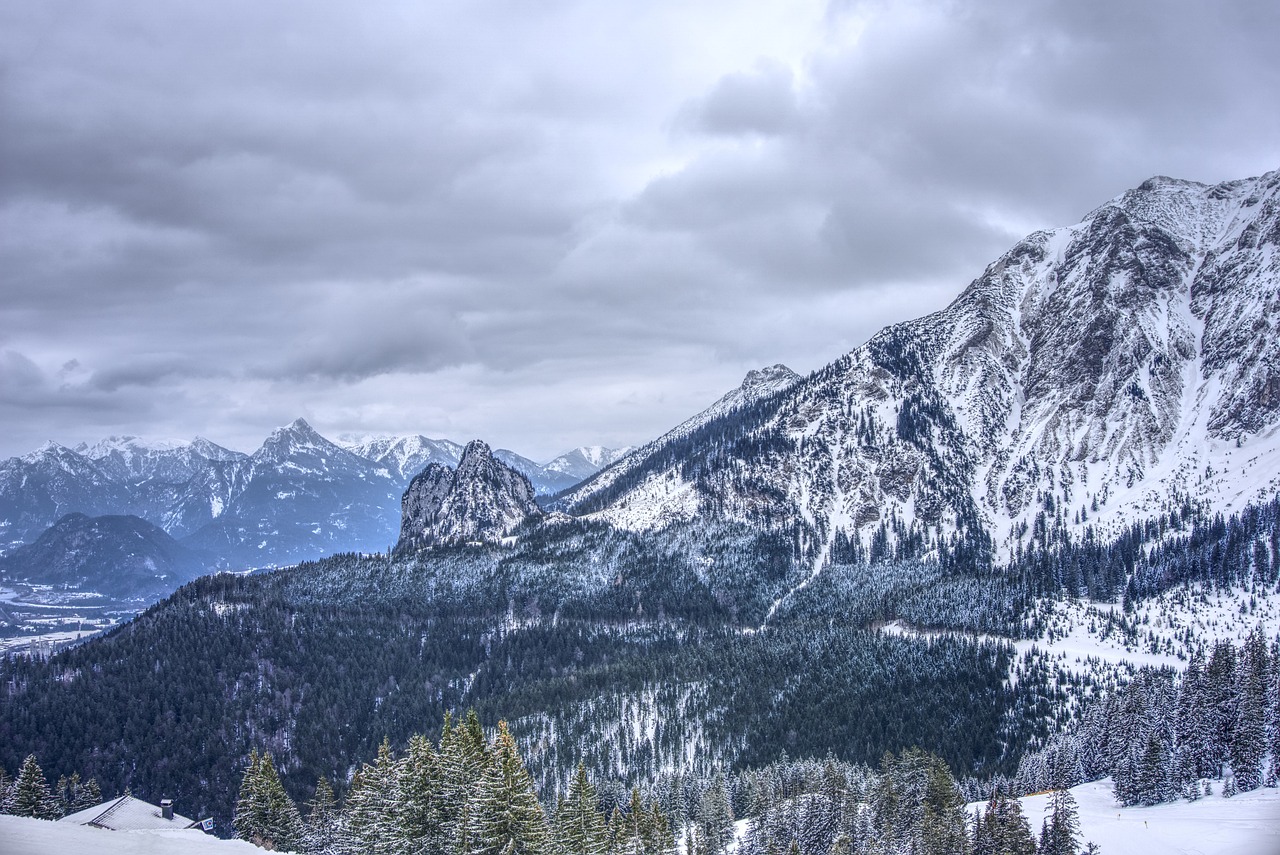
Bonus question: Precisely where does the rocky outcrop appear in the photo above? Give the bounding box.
[397,440,542,550]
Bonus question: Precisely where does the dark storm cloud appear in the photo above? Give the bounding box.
[0,0,1276,459]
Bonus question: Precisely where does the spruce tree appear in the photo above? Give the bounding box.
[557,764,610,855]
[257,752,306,852]
[696,772,735,855]
[1038,788,1079,855]
[470,720,549,855]
[978,792,1035,855]
[919,759,969,855]
[400,733,446,852]
[440,710,493,855]
[305,776,339,854]
[1230,627,1268,791]
[5,754,59,819]
[233,749,263,843]
[337,738,403,855]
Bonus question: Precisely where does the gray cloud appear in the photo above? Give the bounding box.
[0,0,1276,460]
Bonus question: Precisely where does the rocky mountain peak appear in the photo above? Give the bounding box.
[561,168,1280,565]
[741,364,800,395]
[253,417,346,465]
[397,439,542,551]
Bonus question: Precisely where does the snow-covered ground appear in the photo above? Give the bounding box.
[0,814,266,855]
[1009,778,1280,855]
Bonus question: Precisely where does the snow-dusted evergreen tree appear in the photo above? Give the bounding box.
[399,733,446,852]
[556,764,610,855]
[695,772,735,855]
[1037,788,1079,855]
[5,754,59,819]
[470,720,550,855]
[1205,640,1239,775]
[918,759,970,855]
[233,749,305,851]
[54,771,100,814]
[973,791,1035,855]
[1174,650,1214,785]
[336,738,403,855]
[1230,626,1269,791]
[305,776,339,854]
[441,710,494,855]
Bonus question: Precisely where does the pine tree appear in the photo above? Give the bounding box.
[400,733,446,853]
[1038,788,1079,855]
[441,710,493,855]
[1174,650,1214,782]
[5,754,59,819]
[696,772,735,855]
[233,749,263,842]
[1205,640,1238,776]
[233,750,304,852]
[73,776,101,812]
[470,720,549,855]
[305,776,339,854]
[977,792,1035,855]
[919,759,970,855]
[555,764,609,855]
[1230,627,1268,791]
[337,738,403,855]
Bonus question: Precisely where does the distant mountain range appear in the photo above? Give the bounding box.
[0,422,631,573]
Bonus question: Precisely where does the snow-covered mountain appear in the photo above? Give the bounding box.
[0,417,627,569]
[556,363,800,517]
[341,435,615,496]
[565,171,1280,562]
[341,434,465,483]
[0,443,128,548]
[75,435,244,484]
[182,419,403,565]
[543,446,633,481]
[398,440,542,550]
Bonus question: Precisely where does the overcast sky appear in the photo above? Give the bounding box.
[1,0,1277,461]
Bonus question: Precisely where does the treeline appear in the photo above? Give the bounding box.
[233,716,1095,855]
[1010,495,1280,605]
[986,628,1279,806]
[1,546,1051,831]
[0,753,101,819]
[233,711,676,855]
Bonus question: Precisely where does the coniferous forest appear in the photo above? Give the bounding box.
[3,495,1279,848]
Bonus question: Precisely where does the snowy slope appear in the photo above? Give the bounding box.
[1009,778,1280,855]
[556,363,800,519]
[0,814,265,855]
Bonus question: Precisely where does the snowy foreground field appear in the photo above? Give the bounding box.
[3,777,1278,855]
[0,815,262,854]
[986,779,1280,855]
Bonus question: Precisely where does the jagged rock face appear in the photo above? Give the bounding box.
[398,440,542,550]
[567,170,1280,560]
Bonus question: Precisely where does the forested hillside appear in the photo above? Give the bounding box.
[4,492,1277,834]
